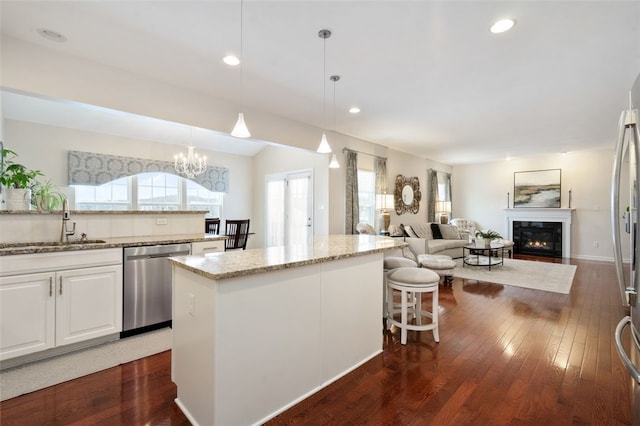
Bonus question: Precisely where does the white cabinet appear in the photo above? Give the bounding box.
[192,240,225,255]
[0,273,56,359]
[0,249,122,361]
[56,265,122,346]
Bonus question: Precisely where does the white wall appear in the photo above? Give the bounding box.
[452,148,622,261]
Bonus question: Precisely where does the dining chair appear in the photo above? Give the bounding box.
[205,218,220,235]
[224,219,250,250]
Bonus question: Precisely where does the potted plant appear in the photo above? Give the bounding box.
[475,229,502,248]
[31,179,64,212]
[0,148,43,210]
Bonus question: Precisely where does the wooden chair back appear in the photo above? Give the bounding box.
[224,219,250,250]
[205,218,220,235]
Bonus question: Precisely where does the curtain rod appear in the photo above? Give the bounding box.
[342,147,386,161]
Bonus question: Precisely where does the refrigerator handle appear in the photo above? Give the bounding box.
[612,110,632,306]
[633,113,640,302]
[615,316,640,383]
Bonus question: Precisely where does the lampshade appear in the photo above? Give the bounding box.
[436,201,451,213]
[231,113,251,138]
[376,193,394,210]
[328,153,340,168]
[317,133,331,153]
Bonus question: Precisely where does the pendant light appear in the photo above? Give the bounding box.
[328,74,340,169]
[231,0,251,138]
[316,29,332,153]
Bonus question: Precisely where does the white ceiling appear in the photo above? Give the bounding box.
[1,1,639,164]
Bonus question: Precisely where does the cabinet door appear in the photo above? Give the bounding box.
[56,265,123,346]
[0,273,55,360]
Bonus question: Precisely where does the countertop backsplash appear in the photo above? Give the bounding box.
[0,210,208,244]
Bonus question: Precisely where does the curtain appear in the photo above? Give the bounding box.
[428,169,438,222]
[374,156,387,196]
[68,150,229,192]
[345,150,359,234]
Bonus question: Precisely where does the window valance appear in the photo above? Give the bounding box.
[68,151,229,192]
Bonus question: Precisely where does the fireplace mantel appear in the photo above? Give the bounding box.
[504,208,575,258]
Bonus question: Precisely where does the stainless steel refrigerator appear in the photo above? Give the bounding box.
[612,71,640,423]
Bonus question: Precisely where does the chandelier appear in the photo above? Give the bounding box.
[174,146,207,178]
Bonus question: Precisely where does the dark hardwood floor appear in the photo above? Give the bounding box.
[0,257,632,425]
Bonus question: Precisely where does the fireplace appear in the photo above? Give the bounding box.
[513,221,562,257]
[504,208,573,259]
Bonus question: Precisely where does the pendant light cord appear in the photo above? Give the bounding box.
[240,0,244,101]
[323,35,327,128]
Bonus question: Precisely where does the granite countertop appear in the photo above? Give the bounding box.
[169,234,407,280]
[0,234,227,256]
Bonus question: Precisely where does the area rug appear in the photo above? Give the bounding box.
[0,327,172,401]
[453,258,576,294]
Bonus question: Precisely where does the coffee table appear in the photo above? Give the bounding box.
[463,242,505,271]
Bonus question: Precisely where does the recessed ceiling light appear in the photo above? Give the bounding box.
[490,18,515,34]
[223,55,240,66]
[349,107,361,114]
[37,28,67,43]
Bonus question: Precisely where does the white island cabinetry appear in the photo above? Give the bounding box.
[170,235,405,426]
[0,249,122,362]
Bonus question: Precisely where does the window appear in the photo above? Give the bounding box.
[187,180,223,218]
[357,169,375,226]
[138,172,180,210]
[72,172,223,215]
[75,176,130,211]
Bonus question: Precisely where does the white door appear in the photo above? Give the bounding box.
[0,272,55,360]
[266,171,312,247]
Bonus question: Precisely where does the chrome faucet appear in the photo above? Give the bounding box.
[60,198,76,243]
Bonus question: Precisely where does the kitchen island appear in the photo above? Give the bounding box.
[169,234,405,426]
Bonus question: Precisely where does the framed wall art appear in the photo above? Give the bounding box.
[513,169,561,208]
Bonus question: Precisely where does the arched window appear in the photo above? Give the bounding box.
[73,172,223,217]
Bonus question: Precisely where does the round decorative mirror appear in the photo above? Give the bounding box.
[402,185,414,205]
[394,175,421,215]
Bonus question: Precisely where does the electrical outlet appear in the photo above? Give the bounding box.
[593,204,599,211]
[156,218,168,225]
[593,241,599,248]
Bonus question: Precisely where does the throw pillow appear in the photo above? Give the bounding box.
[439,224,461,240]
[356,223,376,235]
[404,225,419,238]
[388,225,405,237]
[402,246,417,261]
[430,223,443,239]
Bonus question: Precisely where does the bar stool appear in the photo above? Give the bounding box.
[386,267,440,345]
[383,257,418,326]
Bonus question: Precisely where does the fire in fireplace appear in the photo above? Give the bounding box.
[513,221,562,257]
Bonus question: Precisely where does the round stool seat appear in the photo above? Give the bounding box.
[384,256,418,270]
[387,266,439,286]
[386,267,440,345]
[417,254,456,286]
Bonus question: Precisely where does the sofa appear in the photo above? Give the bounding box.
[390,222,468,259]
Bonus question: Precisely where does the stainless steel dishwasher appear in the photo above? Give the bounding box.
[122,243,191,336]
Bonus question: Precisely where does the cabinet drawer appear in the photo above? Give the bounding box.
[192,241,224,255]
[0,248,122,276]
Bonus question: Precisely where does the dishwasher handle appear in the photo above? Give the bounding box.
[125,250,190,261]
